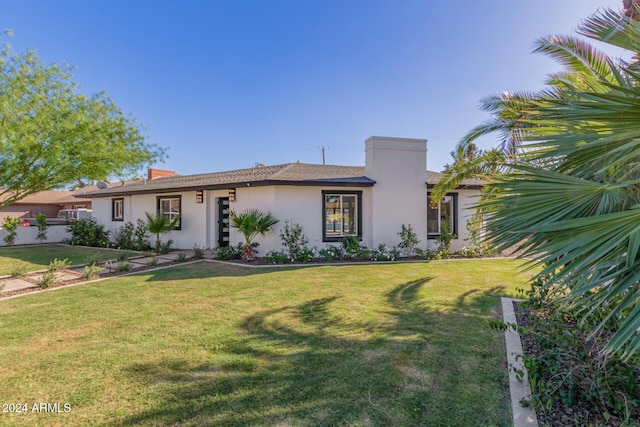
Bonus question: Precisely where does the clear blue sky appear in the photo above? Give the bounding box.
[2,0,626,175]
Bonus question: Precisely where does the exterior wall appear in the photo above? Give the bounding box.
[93,191,209,250]
[365,136,429,246]
[426,188,481,252]
[0,225,70,246]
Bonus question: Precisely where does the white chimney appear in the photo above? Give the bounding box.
[364,136,428,246]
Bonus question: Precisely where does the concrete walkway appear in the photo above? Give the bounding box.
[0,250,196,295]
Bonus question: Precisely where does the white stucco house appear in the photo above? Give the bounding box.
[82,136,483,253]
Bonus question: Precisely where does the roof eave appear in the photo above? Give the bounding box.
[81,179,375,198]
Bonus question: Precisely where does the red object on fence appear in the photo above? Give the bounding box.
[22,220,30,227]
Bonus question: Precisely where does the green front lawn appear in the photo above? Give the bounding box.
[0,259,530,426]
[0,244,133,275]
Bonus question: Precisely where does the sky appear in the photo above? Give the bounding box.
[1,0,628,176]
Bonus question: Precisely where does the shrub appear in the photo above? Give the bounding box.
[81,263,104,280]
[215,244,242,260]
[38,271,56,288]
[516,279,640,423]
[48,258,71,271]
[66,218,110,247]
[435,222,455,257]
[370,244,400,261]
[116,251,131,262]
[146,257,158,267]
[134,219,152,251]
[279,221,309,259]
[177,252,187,262]
[341,236,361,254]
[215,242,258,260]
[112,222,135,250]
[398,224,420,257]
[266,250,288,264]
[296,247,316,263]
[192,244,205,260]
[10,262,28,278]
[318,245,343,262]
[157,239,174,254]
[2,216,22,245]
[82,253,101,265]
[116,262,132,272]
[36,213,48,242]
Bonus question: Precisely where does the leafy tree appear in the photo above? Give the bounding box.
[0,41,165,209]
[2,216,21,245]
[229,209,279,261]
[478,6,640,359]
[145,212,180,254]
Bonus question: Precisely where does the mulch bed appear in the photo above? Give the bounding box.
[514,302,640,427]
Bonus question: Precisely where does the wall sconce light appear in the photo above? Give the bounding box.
[228,188,236,202]
[196,190,204,203]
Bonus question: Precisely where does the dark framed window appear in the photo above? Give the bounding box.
[157,195,182,230]
[427,192,457,237]
[322,190,362,242]
[111,198,124,221]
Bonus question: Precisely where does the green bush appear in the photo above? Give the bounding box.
[66,218,110,247]
[146,257,158,267]
[516,279,640,422]
[48,258,71,271]
[177,252,187,262]
[116,251,131,262]
[112,220,151,251]
[369,244,400,261]
[157,239,173,255]
[116,262,132,272]
[10,262,28,278]
[279,221,309,259]
[436,222,455,256]
[215,243,258,260]
[266,250,288,264]
[398,224,420,257]
[318,245,343,262]
[36,213,48,242]
[2,217,22,245]
[38,270,56,288]
[81,263,104,280]
[192,244,205,260]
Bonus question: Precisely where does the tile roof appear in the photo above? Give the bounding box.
[80,163,484,197]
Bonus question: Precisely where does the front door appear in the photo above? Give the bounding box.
[217,198,230,247]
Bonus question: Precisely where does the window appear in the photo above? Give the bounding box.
[111,198,124,221]
[427,193,457,237]
[322,191,362,241]
[157,195,181,229]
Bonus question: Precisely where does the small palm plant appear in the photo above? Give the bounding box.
[229,209,279,261]
[145,212,180,254]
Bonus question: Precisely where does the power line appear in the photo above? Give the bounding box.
[318,146,330,165]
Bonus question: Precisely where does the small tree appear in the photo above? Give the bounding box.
[397,224,420,257]
[229,209,279,261]
[145,212,180,254]
[2,217,21,245]
[35,213,48,242]
[279,220,309,260]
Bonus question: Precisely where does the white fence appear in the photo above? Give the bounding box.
[0,225,70,247]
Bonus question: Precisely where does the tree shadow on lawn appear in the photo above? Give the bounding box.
[117,278,512,426]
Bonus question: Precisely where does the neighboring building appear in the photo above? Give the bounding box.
[82,136,484,252]
[0,189,92,220]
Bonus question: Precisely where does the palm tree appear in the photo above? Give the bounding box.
[479,6,640,359]
[145,211,180,253]
[229,209,279,261]
[431,30,621,203]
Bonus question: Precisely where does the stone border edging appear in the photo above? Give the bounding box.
[501,297,538,427]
